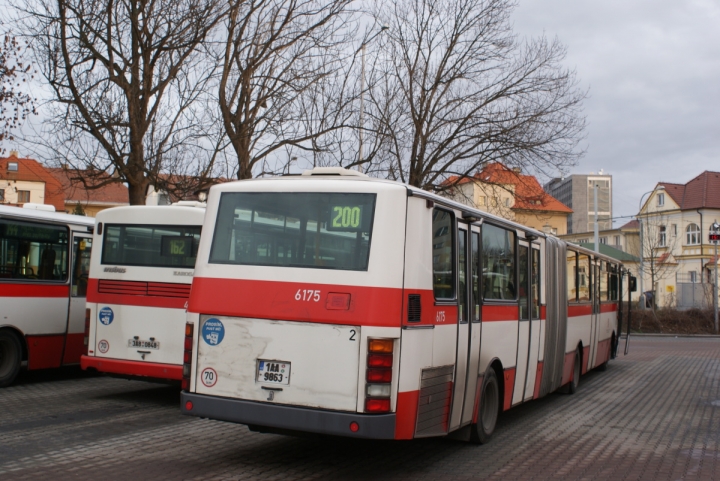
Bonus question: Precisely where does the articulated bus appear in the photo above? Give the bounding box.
[0,204,94,387]
[180,168,622,442]
[81,203,205,381]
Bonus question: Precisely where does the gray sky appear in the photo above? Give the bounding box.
[512,0,720,225]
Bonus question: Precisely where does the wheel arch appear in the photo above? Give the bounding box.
[0,326,27,361]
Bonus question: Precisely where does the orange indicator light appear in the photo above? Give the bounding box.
[368,339,393,353]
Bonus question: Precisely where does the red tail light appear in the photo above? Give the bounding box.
[83,308,91,348]
[365,398,391,413]
[182,322,194,392]
[364,338,394,414]
[367,354,393,368]
[366,368,392,383]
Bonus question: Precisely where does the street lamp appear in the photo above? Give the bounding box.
[358,25,389,170]
[637,185,665,309]
[711,221,720,333]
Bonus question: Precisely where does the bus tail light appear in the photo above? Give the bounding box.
[182,323,194,391]
[364,338,394,413]
[83,308,91,347]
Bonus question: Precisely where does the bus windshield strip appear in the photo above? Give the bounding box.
[209,192,376,271]
[101,224,201,269]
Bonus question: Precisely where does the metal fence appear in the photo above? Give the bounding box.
[676,273,714,309]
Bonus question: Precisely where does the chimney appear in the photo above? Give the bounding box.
[512,167,521,174]
[9,150,19,158]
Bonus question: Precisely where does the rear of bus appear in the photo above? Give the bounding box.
[182,170,408,438]
[82,204,204,381]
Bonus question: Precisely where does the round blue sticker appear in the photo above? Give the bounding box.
[202,318,225,346]
[99,307,114,326]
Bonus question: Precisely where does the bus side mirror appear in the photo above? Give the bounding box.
[629,276,637,292]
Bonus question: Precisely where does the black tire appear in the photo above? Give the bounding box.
[568,347,581,394]
[470,368,500,444]
[0,330,22,388]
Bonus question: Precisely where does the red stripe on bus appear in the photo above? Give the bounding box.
[595,338,611,367]
[27,335,65,370]
[394,390,419,440]
[1,283,69,298]
[540,305,546,320]
[503,368,515,411]
[567,304,592,317]
[62,333,85,365]
[600,303,618,313]
[80,356,183,380]
[582,345,590,374]
[87,279,188,309]
[189,277,404,328]
[533,361,544,399]
[483,305,518,322]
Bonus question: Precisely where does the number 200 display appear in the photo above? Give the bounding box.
[332,206,361,229]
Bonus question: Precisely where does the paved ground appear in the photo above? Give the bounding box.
[1,336,719,480]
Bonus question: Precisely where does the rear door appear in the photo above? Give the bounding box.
[64,234,93,364]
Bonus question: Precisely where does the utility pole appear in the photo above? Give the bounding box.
[711,221,720,333]
[593,183,599,253]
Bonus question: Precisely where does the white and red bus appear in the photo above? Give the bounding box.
[81,203,205,381]
[0,204,95,387]
[180,168,622,442]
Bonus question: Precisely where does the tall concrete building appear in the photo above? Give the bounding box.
[544,173,612,234]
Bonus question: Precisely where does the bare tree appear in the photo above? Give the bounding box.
[217,0,356,179]
[20,0,227,204]
[363,0,586,190]
[0,31,36,152]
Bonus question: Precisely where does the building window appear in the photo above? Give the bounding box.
[478,196,486,206]
[686,223,700,245]
[504,197,511,207]
[17,190,30,203]
[599,237,607,244]
[0,189,4,202]
[613,235,620,246]
[689,271,697,283]
[7,162,18,171]
[659,225,666,247]
[671,224,677,236]
[657,193,665,207]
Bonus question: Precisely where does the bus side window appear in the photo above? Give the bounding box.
[432,208,455,299]
[482,224,516,301]
[578,254,590,301]
[567,250,577,303]
[0,218,69,281]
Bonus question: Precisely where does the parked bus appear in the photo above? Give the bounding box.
[180,168,622,442]
[81,203,205,381]
[0,204,95,387]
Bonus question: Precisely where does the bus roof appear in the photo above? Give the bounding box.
[0,204,95,228]
[208,168,624,266]
[95,204,206,224]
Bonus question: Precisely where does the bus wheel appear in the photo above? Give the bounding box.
[470,368,499,444]
[0,331,22,388]
[568,347,581,394]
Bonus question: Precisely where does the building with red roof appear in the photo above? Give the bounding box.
[638,170,720,308]
[443,162,572,235]
[47,167,129,217]
[0,152,66,211]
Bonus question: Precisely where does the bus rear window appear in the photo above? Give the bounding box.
[102,225,201,268]
[209,192,376,271]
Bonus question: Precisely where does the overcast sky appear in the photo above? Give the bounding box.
[512,0,720,225]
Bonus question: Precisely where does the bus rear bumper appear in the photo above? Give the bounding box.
[181,392,397,439]
[81,355,183,380]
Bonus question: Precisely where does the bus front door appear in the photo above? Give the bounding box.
[450,224,482,431]
[63,234,93,364]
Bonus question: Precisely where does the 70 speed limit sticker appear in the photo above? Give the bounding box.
[200,368,218,388]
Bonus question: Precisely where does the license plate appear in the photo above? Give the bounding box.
[128,339,160,349]
[256,360,290,385]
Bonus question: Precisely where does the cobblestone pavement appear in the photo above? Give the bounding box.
[1,336,719,480]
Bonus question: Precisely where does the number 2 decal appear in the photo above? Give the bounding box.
[349,329,356,341]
